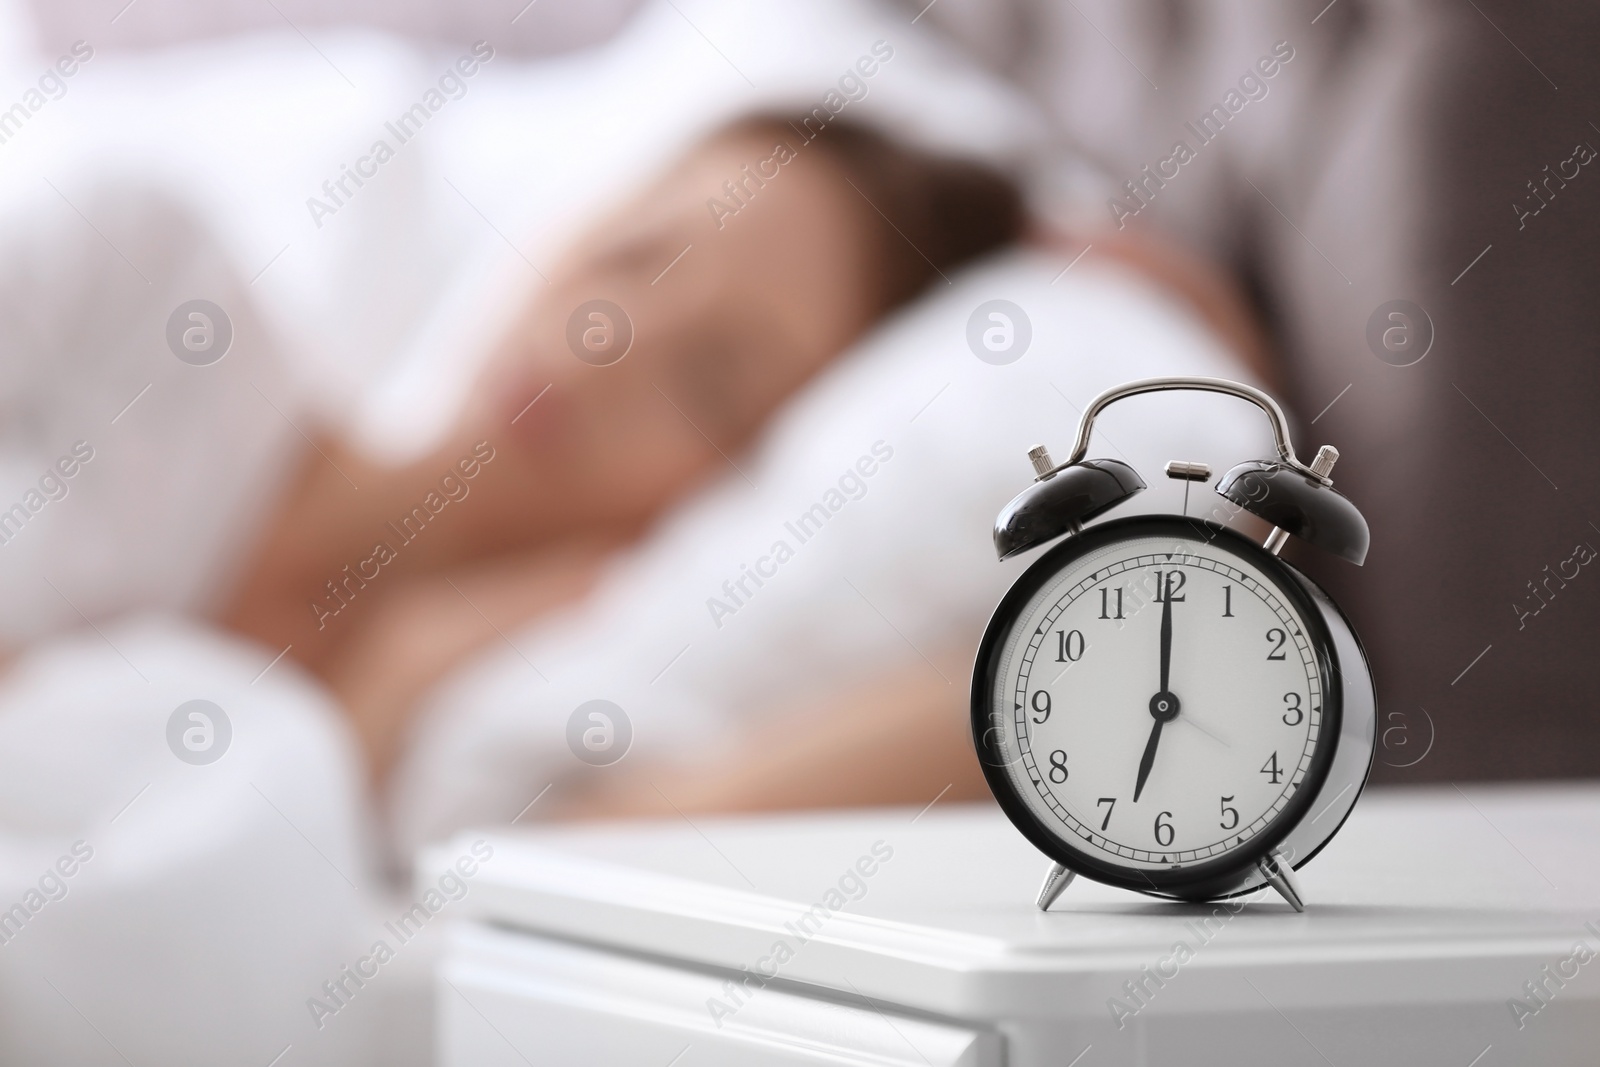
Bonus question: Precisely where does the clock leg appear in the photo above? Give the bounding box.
[1037,862,1075,912]
[1256,849,1305,912]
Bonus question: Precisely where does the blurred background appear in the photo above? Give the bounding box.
[0,0,1592,780]
[0,0,1596,1063]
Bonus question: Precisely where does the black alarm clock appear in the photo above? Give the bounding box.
[971,377,1375,912]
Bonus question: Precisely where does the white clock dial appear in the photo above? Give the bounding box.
[989,528,1324,871]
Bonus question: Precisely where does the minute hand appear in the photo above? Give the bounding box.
[1159,574,1172,694]
[1136,574,1177,803]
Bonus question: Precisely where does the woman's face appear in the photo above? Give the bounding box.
[479,130,877,528]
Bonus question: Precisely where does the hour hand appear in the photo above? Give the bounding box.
[1133,719,1163,802]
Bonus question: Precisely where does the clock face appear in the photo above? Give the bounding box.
[977,519,1337,881]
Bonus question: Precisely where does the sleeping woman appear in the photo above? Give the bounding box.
[224,117,1023,774]
[220,112,1271,850]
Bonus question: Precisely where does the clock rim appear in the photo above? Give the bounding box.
[970,514,1345,899]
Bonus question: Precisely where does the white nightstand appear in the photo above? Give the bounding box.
[426,785,1600,1066]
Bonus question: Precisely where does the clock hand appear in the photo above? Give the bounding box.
[1159,572,1172,694]
[1137,571,1180,803]
[1133,719,1162,803]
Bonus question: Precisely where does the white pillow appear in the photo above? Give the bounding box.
[389,248,1273,853]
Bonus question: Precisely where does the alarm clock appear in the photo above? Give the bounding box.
[971,377,1375,912]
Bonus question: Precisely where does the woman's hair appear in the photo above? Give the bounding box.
[718,114,1027,314]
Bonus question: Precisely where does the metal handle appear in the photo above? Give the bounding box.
[1063,376,1322,480]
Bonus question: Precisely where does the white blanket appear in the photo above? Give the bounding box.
[0,616,397,1066]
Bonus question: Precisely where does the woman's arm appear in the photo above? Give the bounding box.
[324,542,614,784]
[219,426,638,675]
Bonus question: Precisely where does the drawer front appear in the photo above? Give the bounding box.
[440,922,999,1067]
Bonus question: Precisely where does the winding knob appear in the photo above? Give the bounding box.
[1310,445,1339,481]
